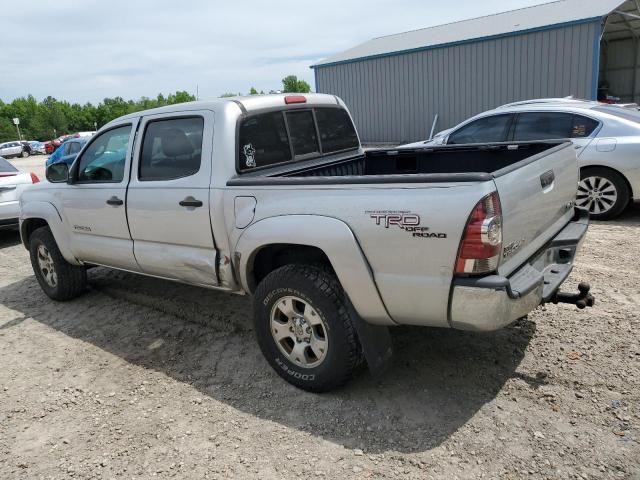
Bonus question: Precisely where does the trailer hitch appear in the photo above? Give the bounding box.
[552,282,595,309]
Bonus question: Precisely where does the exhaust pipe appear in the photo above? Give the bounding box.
[552,282,595,309]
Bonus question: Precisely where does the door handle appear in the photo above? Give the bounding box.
[106,196,124,206]
[179,197,203,208]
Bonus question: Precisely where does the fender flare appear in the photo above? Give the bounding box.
[235,215,394,326]
[20,201,80,265]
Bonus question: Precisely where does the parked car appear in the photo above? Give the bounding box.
[0,141,30,159]
[43,141,57,155]
[402,99,640,220]
[20,141,32,156]
[45,137,88,167]
[0,156,39,230]
[20,94,593,392]
[28,141,46,155]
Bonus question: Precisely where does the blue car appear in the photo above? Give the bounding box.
[46,137,88,167]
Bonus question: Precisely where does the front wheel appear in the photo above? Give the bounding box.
[29,227,87,301]
[253,264,363,392]
[576,168,630,220]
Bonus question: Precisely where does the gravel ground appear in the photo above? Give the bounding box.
[0,180,638,478]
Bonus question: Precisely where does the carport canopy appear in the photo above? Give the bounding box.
[600,0,640,102]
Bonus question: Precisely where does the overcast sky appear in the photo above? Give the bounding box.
[1,0,550,104]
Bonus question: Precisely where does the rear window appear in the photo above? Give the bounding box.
[286,111,319,157]
[238,112,291,170]
[0,157,18,173]
[238,107,358,171]
[593,106,640,125]
[315,108,359,153]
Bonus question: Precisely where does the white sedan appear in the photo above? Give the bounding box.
[403,99,640,220]
[0,157,40,230]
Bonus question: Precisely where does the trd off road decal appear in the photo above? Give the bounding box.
[243,143,256,168]
[366,210,447,239]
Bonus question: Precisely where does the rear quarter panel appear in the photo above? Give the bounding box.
[225,182,494,327]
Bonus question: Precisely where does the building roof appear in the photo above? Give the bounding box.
[312,0,624,68]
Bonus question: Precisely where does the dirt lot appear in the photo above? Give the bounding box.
[0,173,638,478]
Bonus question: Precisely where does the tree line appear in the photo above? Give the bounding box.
[0,75,313,143]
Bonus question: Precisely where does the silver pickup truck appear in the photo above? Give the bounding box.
[20,94,593,392]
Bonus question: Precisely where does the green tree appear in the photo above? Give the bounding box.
[249,87,258,95]
[0,90,200,142]
[282,75,311,93]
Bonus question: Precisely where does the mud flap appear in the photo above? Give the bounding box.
[348,301,393,375]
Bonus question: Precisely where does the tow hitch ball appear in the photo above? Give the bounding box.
[552,282,595,309]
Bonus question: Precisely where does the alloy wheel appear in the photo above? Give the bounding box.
[576,176,618,216]
[37,244,57,288]
[270,296,329,368]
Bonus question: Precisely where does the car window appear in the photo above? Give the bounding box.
[68,142,82,155]
[63,142,72,155]
[285,110,319,157]
[447,115,512,144]
[571,115,599,138]
[513,112,574,141]
[238,112,292,170]
[139,117,204,181]
[593,106,640,125]
[315,108,359,153]
[76,125,132,183]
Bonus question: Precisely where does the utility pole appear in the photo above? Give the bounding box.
[196,84,199,101]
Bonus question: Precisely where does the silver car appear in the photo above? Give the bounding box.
[1,156,39,229]
[0,141,28,159]
[403,99,640,220]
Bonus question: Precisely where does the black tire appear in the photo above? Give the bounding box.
[578,167,630,220]
[21,149,29,158]
[253,264,363,392]
[29,227,86,301]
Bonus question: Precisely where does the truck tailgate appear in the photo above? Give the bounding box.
[495,142,579,277]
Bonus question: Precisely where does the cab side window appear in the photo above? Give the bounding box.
[139,117,204,181]
[448,115,513,144]
[76,125,132,183]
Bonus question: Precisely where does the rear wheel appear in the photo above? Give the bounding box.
[576,168,629,220]
[21,149,29,158]
[253,264,363,392]
[29,227,86,301]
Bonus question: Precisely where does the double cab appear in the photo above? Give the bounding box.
[20,94,593,391]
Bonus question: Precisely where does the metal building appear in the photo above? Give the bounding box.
[311,0,640,144]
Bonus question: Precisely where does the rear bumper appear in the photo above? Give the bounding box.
[449,208,589,332]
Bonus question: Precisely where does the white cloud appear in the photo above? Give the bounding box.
[1,0,548,103]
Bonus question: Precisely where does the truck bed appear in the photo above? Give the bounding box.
[228,141,565,185]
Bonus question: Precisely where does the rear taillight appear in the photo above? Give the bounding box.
[30,172,40,184]
[455,192,503,275]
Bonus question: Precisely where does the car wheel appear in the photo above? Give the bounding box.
[29,227,87,301]
[253,264,363,392]
[576,168,630,220]
[21,149,29,158]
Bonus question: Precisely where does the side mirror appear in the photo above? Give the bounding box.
[46,163,69,183]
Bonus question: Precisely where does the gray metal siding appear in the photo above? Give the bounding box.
[316,22,599,143]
